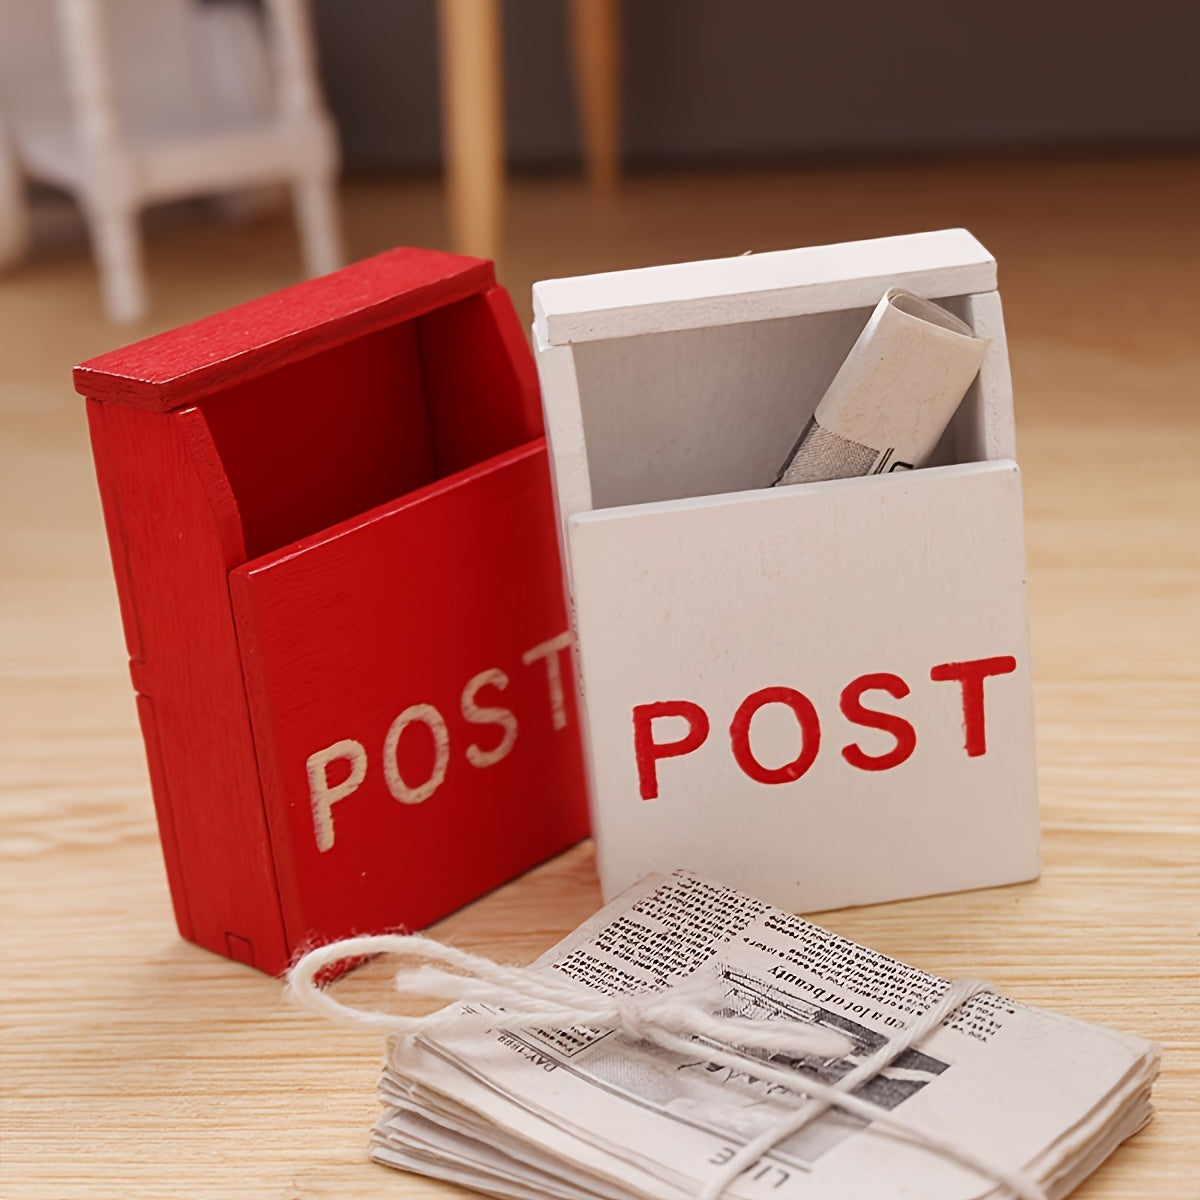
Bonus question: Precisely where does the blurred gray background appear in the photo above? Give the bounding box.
[310,0,1200,170]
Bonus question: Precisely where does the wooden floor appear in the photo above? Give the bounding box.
[1,154,1197,1198]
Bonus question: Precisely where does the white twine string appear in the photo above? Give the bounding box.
[288,934,1048,1200]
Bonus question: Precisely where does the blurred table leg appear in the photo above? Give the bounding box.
[437,0,504,261]
[569,0,620,196]
[0,111,30,268]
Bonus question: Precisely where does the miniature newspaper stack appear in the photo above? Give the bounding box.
[344,873,1159,1200]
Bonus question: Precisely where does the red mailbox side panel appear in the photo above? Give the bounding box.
[86,398,289,970]
[230,442,590,947]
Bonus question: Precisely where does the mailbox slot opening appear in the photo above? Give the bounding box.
[568,294,996,514]
[199,291,540,560]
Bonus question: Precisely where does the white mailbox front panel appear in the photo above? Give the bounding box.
[567,462,1038,909]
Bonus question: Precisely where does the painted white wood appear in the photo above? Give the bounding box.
[531,330,595,552]
[956,289,1017,462]
[538,288,1012,539]
[0,0,341,321]
[534,230,1037,913]
[567,461,1039,910]
[532,228,995,346]
[567,304,873,513]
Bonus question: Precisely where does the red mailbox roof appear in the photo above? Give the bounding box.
[74,247,493,411]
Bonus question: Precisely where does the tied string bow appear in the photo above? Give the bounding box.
[289,933,851,1058]
[288,934,1048,1200]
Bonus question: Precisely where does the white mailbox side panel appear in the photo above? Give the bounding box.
[567,461,1039,910]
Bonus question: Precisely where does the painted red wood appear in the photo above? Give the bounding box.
[74,247,491,411]
[79,248,588,975]
[230,441,588,948]
[199,320,438,560]
[417,286,544,476]
[86,398,288,969]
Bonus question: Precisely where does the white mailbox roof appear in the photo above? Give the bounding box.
[532,228,996,346]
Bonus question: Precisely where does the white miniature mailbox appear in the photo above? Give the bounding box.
[533,229,1039,912]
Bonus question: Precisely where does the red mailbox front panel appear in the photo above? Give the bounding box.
[231,442,587,945]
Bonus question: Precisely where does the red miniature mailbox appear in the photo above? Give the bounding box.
[77,248,590,975]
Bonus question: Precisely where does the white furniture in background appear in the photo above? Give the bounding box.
[0,0,342,323]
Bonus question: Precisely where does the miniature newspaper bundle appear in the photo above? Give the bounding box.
[301,872,1159,1200]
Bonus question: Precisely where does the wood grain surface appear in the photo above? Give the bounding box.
[2,155,1197,1198]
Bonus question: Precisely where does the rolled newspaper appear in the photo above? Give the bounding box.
[775,288,989,486]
